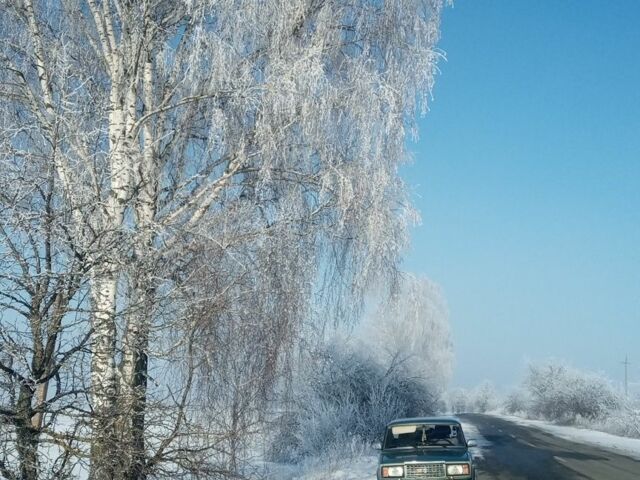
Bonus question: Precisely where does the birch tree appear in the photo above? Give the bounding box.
[1,0,446,478]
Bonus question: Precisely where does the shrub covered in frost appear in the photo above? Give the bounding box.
[525,363,620,422]
[502,389,530,415]
[267,343,442,462]
[499,362,640,439]
[268,276,453,463]
[598,399,640,438]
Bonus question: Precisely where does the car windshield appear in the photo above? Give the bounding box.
[384,423,466,449]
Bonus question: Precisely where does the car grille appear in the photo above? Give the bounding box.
[405,463,446,479]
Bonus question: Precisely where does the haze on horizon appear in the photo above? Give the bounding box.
[405,0,640,391]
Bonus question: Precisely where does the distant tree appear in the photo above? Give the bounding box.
[503,389,530,415]
[472,381,498,413]
[447,382,497,414]
[447,388,470,414]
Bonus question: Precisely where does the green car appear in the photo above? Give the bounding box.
[377,417,477,480]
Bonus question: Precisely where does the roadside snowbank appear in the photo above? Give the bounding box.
[267,455,377,479]
[495,413,640,460]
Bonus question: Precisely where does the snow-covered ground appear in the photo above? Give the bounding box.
[266,455,377,480]
[495,413,640,460]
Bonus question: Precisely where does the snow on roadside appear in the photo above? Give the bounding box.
[266,455,377,480]
[494,413,640,461]
[459,419,491,460]
[300,456,377,480]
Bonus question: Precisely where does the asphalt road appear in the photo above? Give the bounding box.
[459,414,639,480]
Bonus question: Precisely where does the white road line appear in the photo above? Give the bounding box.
[520,440,537,448]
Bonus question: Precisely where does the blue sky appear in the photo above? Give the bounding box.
[404,1,640,389]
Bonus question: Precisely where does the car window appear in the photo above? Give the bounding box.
[384,424,466,449]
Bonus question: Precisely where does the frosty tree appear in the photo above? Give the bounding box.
[364,275,454,398]
[0,1,446,478]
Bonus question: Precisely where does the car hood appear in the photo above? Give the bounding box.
[380,448,472,464]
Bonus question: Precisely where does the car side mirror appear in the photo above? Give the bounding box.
[372,441,382,450]
[467,439,477,448]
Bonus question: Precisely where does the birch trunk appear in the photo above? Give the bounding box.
[89,24,139,467]
[120,286,152,480]
[90,119,134,480]
[119,55,157,480]
[89,271,120,480]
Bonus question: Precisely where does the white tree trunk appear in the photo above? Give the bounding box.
[119,55,157,479]
[90,73,136,478]
[89,270,119,480]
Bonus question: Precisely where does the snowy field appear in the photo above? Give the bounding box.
[495,413,640,460]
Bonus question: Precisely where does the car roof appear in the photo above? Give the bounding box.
[386,416,462,427]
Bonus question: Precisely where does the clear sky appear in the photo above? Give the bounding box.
[404,1,640,390]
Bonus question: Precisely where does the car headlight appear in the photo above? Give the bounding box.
[381,465,404,478]
[446,463,470,475]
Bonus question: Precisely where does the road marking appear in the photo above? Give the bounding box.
[519,439,536,448]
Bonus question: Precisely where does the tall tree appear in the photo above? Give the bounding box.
[1,0,445,478]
